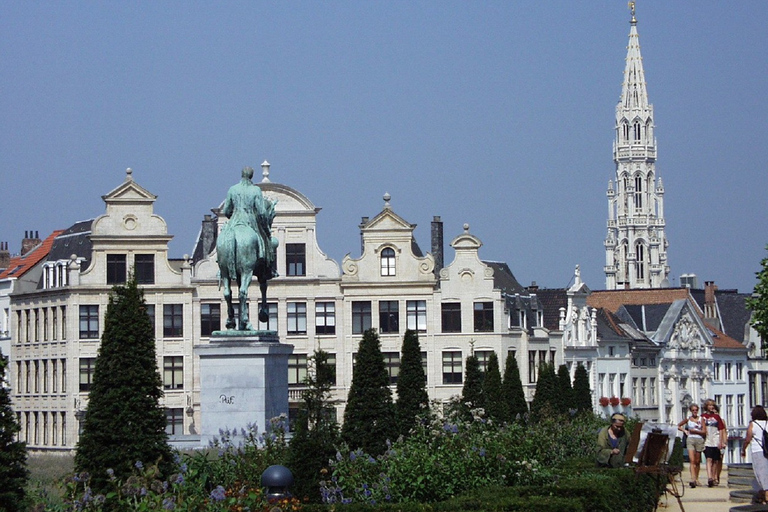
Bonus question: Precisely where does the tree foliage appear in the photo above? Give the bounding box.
[395,330,429,438]
[342,329,397,456]
[555,364,573,412]
[502,353,528,421]
[747,245,768,349]
[0,349,28,512]
[287,350,341,502]
[75,276,172,492]
[482,352,507,422]
[572,363,593,414]
[461,353,484,410]
[530,362,557,421]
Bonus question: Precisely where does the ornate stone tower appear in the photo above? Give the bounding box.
[604,3,670,290]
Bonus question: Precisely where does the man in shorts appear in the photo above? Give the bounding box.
[702,399,727,487]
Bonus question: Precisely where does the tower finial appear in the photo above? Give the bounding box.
[628,1,636,24]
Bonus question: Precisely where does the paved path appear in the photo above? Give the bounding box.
[657,463,736,512]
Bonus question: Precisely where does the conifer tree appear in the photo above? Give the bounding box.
[747,245,768,349]
[0,349,28,512]
[556,364,574,412]
[75,276,172,491]
[502,353,528,421]
[288,350,340,502]
[481,352,507,422]
[530,361,557,421]
[461,353,484,411]
[395,330,428,438]
[342,329,397,456]
[572,363,593,414]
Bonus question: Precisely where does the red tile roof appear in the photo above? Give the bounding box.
[0,230,65,279]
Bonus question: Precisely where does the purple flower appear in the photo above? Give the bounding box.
[210,485,227,502]
[162,497,176,510]
[349,451,357,461]
[135,461,144,470]
[175,474,184,485]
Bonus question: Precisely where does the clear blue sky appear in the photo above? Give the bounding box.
[2,1,766,293]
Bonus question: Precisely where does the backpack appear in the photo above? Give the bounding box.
[754,421,768,458]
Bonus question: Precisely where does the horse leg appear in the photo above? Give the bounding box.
[238,270,254,331]
[258,276,269,324]
[222,272,236,329]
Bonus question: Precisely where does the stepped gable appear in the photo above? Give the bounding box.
[0,230,64,279]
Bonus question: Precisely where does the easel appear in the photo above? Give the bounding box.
[633,428,685,512]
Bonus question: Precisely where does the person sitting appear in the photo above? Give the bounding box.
[597,413,631,468]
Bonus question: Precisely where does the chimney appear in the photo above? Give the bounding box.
[528,281,539,292]
[0,242,9,270]
[359,217,369,255]
[704,281,718,320]
[21,230,42,256]
[431,216,444,276]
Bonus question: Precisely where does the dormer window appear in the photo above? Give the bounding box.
[380,247,396,276]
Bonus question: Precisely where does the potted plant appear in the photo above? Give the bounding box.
[609,396,620,407]
[599,396,610,407]
[621,397,632,407]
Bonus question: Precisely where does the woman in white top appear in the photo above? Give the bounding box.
[678,403,706,487]
[741,405,768,504]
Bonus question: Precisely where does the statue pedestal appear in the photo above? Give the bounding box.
[194,331,293,447]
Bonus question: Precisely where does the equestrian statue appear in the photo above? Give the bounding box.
[216,166,278,330]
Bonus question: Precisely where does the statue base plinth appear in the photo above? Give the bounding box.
[194,333,293,447]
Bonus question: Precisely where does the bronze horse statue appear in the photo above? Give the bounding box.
[216,167,278,330]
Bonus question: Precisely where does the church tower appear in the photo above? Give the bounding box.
[604,3,670,290]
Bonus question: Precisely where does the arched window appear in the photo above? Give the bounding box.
[380,247,396,276]
[634,176,643,210]
[634,121,641,141]
[622,122,630,141]
[636,242,645,280]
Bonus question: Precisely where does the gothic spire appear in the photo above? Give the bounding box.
[620,3,649,112]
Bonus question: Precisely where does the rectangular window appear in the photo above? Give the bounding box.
[737,363,744,381]
[352,301,372,334]
[163,356,183,390]
[52,360,58,393]
[61,359,66,393]
[43,360,49,393]
[324,353,337,386]
[52,308,57,340]
[475,350,493,374]
[315,302,336,335]
[79,358,96,392]
[383,352,400,385]
[257,303,278,331]
[738,394,746,426]
[146,304,156,334]
[529,351,537,383]
[34,361,39,393]
[61,412,66,446]
[726,395,734,426]
[725,363,732,381]
[135,254,155,285]
[406,300,426,333]
[441,303,461,333]
[163,304,183,337]
[165,408,184,435]
[286,243,306,276]
[106,254,127,284]
[640,378,647,405]
[379,301,399,334]
[442,351,463,384]
[200,303,221,337]
[713,362,721,381]
[422,352,428,383]
[52,413,58,446]
[473,302,494,332]
[287,302,307,335]
[288,354,308,386]
[79,305,99,339]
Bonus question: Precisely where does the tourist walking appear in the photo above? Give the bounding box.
[702,399,727,487]
[741,405,768,504]
[678,403,706,487]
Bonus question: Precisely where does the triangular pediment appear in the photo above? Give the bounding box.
[363,209,414,232]
[102,173,157,204]
[656,300,711,351]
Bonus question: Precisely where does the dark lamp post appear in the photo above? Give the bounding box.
[261,465,294,501]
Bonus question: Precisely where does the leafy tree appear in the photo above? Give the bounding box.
[461,353,484,411]
[395,330,429,438]
[501,353,528,421]
[75,276,172,492]
[0,349,28,512]
[747,245,768,350]
[530,361,557,421]
[287,350,341,502]
[572,363,593,414]
[556,364,573,412]
[481,352,507,422]
[342,329,397,456]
